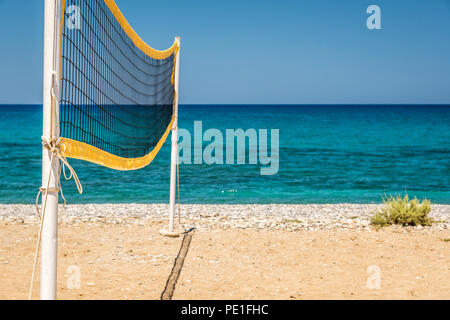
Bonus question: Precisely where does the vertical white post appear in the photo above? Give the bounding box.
[41,0,61,300]
[161,37,180,237]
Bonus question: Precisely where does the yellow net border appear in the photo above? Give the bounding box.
[103,0,178,60]
[60,117,174,171]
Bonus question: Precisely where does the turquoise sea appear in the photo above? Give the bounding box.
[0,105,449,204]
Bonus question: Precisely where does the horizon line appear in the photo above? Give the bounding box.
[0,103,449,106]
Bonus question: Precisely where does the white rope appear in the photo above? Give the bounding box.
[28,136,82,300]
[177,153,181,226]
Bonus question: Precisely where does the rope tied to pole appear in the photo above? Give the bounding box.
[29,136,82,299]
[35,137,83,217]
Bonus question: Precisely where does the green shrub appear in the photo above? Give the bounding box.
[371,194,432,227]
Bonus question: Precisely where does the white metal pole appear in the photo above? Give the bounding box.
[162,37,180,237]
[41,0,61,300]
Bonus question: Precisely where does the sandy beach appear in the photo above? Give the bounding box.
[0,204,449,300]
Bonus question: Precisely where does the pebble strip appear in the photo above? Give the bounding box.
[0,204,449,231]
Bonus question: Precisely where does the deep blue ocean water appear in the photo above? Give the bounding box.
[0,105,449,204]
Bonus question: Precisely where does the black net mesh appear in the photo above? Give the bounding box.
[60,0,175,159]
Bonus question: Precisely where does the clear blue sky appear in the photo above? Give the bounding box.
[0,0,449,104]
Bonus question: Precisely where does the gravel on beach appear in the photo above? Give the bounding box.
[0,204,449,231]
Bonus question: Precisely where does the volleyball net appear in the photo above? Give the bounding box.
[31,0,181,300]
[59,0,179,170]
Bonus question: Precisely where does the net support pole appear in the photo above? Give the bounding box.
[41,0,61,300]
[161,37,181,238]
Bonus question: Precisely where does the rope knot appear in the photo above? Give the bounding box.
[36,136,83,220]
[41,136,61,156]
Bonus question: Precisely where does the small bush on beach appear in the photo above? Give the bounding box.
[371,194,432,228]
